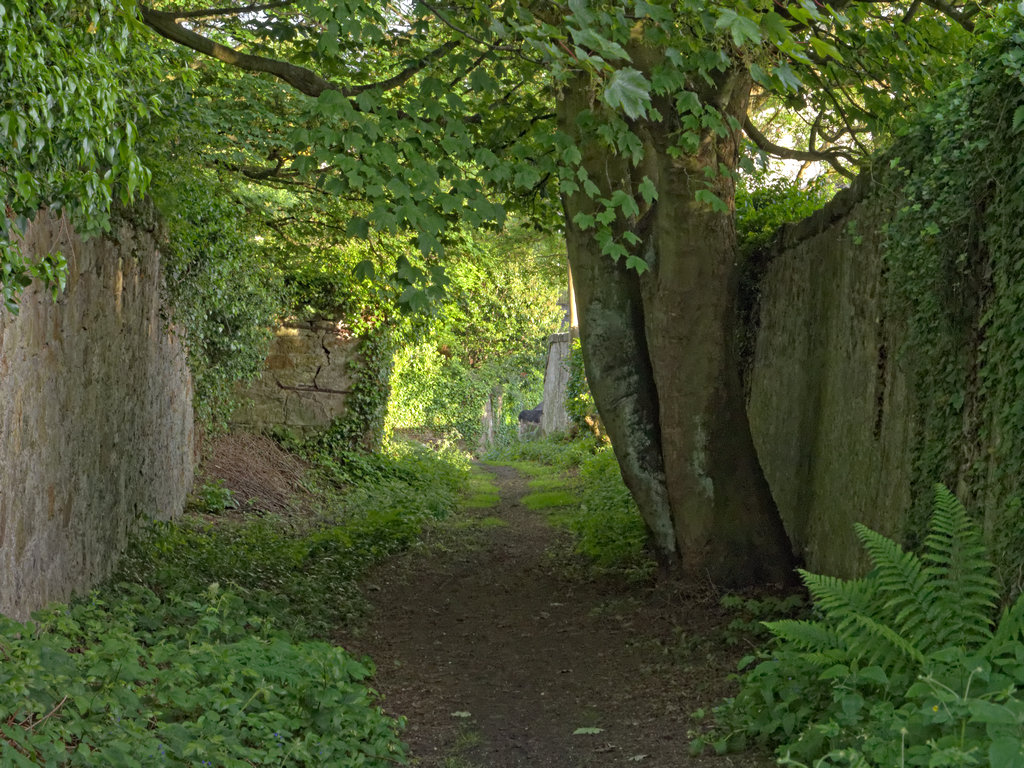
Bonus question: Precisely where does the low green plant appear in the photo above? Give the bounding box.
[187,479,239,514]
[720,592,808,648]
[119,438,470,638]
[3,438,472,764]
[699,485,1024,766]
[0,584,406,767]
[557,447,652,577]
[527,475,571,492]
[484,433,596,469]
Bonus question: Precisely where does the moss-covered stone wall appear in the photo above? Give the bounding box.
[746,174,917,577]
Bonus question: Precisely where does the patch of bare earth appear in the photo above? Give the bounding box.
[197,431,313,519]
[335,464,775,768]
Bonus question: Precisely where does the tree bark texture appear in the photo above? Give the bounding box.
[558,70,796,586]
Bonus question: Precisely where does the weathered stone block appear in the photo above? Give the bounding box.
[232,317,361,436]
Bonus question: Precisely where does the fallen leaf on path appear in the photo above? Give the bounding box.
[572,727,604,735]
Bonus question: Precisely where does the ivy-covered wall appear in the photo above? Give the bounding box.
[747,26,1024,590]
[0,206,194,618]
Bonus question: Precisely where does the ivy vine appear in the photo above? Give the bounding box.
[883,12,1024,591]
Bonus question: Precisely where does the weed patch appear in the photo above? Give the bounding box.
[0,585,406,767]
[484,434,596,469]
[697,485,1024,766]
[527,475,571,492]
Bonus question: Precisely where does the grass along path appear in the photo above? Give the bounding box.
[334,461,772,768]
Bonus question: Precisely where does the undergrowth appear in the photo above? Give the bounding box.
[697,485,1024,767]
[0,438,470,766]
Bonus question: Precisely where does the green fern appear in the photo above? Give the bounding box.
[921,484,999,648]
[769,484,998,678]
[710,484,1023,765]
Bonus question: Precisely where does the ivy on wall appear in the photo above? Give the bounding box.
[312,325,395,454]
[883,10,1024,592]
[0,1,165,314]
[154,170,283,430]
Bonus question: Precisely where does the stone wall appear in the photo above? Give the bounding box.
[746,177,916,578]
[0,207,194,618]
[541,332,571,435]
[231,318,361,437]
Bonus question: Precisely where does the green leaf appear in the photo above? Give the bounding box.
[468,68,498,93]
[346,217,370,238]
[1013,105,1024,134]
[573,727,603,735]
[638,176,657,205]
[571,27,630,62]
[694,189,728,213]
[676,91,701,115]
[990,737,1024,768]
[968,699,1019,726]
[772,63,803,93]
[625,254,649,274]
[602,68,652,120]
[809,36,844,63]
[572,212,595,230]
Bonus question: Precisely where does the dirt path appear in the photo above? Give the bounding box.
[335,464,769,768]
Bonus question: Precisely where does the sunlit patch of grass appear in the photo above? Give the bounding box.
[527,475,571,492]
[461,469,500,509]
[483,459,549,478]
[522,489,578,510]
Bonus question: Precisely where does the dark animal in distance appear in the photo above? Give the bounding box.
[518,404,543,424]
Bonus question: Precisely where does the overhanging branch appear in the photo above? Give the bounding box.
[161,2,296,19]
[743,116,856,178]
[138,5,458,98]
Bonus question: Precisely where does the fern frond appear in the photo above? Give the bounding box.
[921,484,999,649]
[799,570,921,674]
[800,571,881,622]
[854,523,939,652]
[984,592,1024,654]
[764,619,845,657]
[843,611,926,672]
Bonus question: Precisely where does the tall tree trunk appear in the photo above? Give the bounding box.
[558,70,796,586]
[563,199,677,559]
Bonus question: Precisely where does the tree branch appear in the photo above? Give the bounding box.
[158,2,296,20]
[743,116,856,178]
[138,5,458,98]
[916,0,977,31]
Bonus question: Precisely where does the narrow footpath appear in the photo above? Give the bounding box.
[334,464,771,768]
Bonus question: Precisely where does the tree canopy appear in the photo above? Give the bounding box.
[1,0,1008,584]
